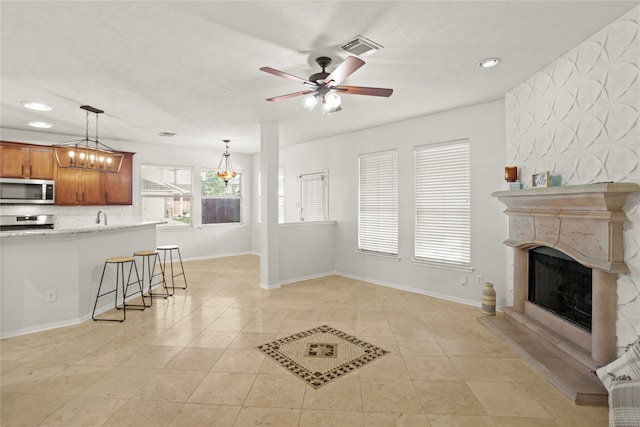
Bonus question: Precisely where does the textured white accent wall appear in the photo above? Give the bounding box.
[506,7,640,351]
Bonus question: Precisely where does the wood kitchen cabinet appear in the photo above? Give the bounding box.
[0,141,54,179]
[100,152,133,205]
[55,166,102,205]
[54,146,134,206]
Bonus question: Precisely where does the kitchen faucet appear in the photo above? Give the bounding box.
[95,209,107,226]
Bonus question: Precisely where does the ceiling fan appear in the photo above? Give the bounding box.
[259,56,393,114]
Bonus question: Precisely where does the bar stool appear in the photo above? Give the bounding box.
[157,245,188,292]
[92,256,145,322]
[133,249,172,306]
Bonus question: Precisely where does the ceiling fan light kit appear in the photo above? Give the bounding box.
[260,55,393,114]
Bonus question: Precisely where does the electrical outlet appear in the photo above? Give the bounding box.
[475,275,483,285]
[460,276,467,286]
[45,290,57,303]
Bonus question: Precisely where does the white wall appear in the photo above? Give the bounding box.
[273,100,508,307]
[0,128,255,260]
[506,6,640,351]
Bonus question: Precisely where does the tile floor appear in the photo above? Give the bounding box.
[1,255,609,426]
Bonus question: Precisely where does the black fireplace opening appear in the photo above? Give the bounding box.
[528,247,593,332]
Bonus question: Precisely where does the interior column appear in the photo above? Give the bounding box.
[259,121,280,289]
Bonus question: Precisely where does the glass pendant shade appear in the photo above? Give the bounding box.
[301,94,319,111]
[322,93,342,115]
[217,140,237,184]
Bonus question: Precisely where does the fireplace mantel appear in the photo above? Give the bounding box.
[493,182,639,366]
[493,183,640,273]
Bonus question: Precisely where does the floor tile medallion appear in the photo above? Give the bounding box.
[256,325,389,388]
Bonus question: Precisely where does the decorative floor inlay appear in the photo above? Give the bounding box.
[256,325,390,388]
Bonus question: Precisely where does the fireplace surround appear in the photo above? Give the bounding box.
[494,183,639,368]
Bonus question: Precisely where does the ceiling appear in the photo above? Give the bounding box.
[1,1,637,154]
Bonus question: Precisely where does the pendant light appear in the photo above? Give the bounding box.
[217,139,237,185]
[53,105,124,173]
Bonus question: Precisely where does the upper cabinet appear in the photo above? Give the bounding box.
[0,141,54,179]
[53,146,134,206]
[100,152,133,205]
[0,141,134,206]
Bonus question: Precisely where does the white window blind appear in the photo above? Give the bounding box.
[415,139,471,267]
[300,172,327,221]
[358,150,398,256]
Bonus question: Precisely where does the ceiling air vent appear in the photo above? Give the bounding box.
[340,35,382,57]
[158,131,176,137]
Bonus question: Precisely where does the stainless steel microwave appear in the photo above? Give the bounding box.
[0,178,55,204]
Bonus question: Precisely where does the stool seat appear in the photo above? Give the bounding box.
[107,256,135,263]
[157,245,179,250]
[133,250,158,257]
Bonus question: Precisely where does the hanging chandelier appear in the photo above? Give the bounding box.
[217,139,237,184]
[53,105,124,173]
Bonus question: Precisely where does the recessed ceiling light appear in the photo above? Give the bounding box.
[28,121,53,129]
[22,101,52,111]
[478,58,501,68]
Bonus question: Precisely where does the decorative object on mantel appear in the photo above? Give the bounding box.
[501,181,522,190]
[481,282,496,315]
[504,166,518,182]
[53,105,124,173]
[532,171,550,188]
[502,166,521,190]
[216,139,237,185]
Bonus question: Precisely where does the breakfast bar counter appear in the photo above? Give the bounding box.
[0,222,163,338]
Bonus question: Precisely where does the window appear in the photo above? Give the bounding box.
[300,172,328,221]
[358,150,398,256]
[141,165,192,227]
[415,139,471,267]
[201,169,241,224]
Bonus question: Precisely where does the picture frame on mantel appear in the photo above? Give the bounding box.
[532,171,550,188]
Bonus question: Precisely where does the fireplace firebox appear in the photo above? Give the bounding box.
[528,247,592,332]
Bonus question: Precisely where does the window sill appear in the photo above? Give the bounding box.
[279,220,337,227]
[200,222,245,229]
[412,259,473,273]
[356,250,401,262]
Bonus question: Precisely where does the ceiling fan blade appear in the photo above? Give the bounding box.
[324,56,365,86]
[336,85,393,97]
[266,90,314,102]
[259,67,313,85]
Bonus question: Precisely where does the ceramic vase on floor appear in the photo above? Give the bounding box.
[481,282,496,316]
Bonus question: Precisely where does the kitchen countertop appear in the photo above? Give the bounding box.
[0,221,165,239]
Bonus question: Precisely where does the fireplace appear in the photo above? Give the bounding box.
[493,183,639,367]
[529,247,592,332]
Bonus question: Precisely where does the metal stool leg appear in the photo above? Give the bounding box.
[149,253,172,298]
[175,248,188,289]
[157,245,187,293]
[92,260,126,322]
[119,260,145,311]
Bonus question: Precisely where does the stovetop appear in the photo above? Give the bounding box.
[0,214,54,231]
